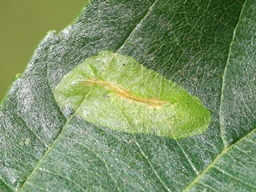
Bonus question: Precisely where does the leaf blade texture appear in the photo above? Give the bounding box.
[0,0,255,191]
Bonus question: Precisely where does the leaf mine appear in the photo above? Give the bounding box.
[54,50,211,139]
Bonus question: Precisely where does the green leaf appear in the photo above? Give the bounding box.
[0,0,255,191]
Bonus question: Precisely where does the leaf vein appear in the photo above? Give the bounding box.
[174,138,199,175]
[199,181,218,192]
[0,178,14,192]
[213,166,256,189]
[134,140,171,192]
[25,182,52,192]
[116,0,158,52]
[53,148,101,176]
[17,112,48,147]
[183,127,256,191]
[219,0,246,148]
[38,168,85,191]
[60,136,121,192]
[233,146,256,163]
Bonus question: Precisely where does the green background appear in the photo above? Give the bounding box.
[0,0,87,101]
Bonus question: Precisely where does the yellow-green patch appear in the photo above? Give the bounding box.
[54,50,211,139]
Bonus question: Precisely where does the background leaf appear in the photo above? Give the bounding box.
[0,0,255,191]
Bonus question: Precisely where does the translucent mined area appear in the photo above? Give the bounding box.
[54,50,211,139]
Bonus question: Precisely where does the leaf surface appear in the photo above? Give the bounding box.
[0,0,255,191]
